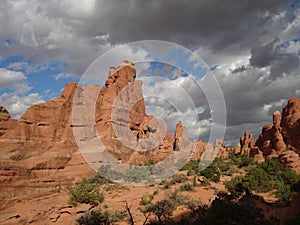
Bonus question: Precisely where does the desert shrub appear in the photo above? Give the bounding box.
[160,174,188,189]
[222,164,241,175]
[141,191,188,224]
[226,158,300,201]
[186,199,202,211]
[213,157,232,172]
[99,165,156,184]
[89,173,110,185]
[274,182,294,202]
[180,183,194,191]
[181,159,201,174]
[187,169,196,176]
[201,177,211,187]
[76,209,125,225]
[170,173,188,184]
[140,194,154,206]
[186,195,276,225]
[68,178,104,206]
[145,159,155,166]
[98,165,124,181]
[229,152,255,168]
[166,190,189,206]
[193,175,197,187]
[200,163,220,182]
[143,199,175,224]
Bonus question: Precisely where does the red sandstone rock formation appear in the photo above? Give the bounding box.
[279,150,300,174]
[173,121,189,151]
[281,97,300,153]
[240,97,300,169]
[0,61,189,183]
[0,82,94,202]
[95,61,176,164]
[240,130,255,156]
[0,105,17,137]
[255,100,300,157]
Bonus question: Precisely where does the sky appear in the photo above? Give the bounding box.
[0,0,300,146]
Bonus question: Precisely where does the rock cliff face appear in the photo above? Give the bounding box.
[0,106,17,137]
[256,110,287,157]
[0,61,189,191]
[281,97,300,153]
[95,61,175,164]
[0,82,94,209]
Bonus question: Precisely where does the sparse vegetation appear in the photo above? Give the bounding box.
[183,193,277,225]
[67,152,299,225]
[140,194,154,206]
[98,165,166,184]
[200,163,221,182]
[105,183,129,192]
[76,209,126,225]
[180,183,194,191]
[226,158,300,201]
[68,178,104,207]
[170,173,188,184]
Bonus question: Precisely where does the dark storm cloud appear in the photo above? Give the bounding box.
[89,0,290,49]
[250,39,300,79]
[0,0,293,75]
[1,0,300,145]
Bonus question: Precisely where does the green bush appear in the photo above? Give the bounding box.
[140,194,154,206]
[201,177,211,187]
[166,191,189,206]
[226,158,300,201]
[180,183,194,191]
[186,195,276,225]
[143,199,175,224]
[213,157,232,172]
[181,159,201,174]
[229,152,255,168]
[76,209,125,225]
[68,179,104,206]
[99,165,156,184]
[170,173,188,184]
[200,164,220,182]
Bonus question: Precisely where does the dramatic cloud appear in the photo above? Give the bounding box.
[0,92,43,118]
[0,0,300,145]
[0,0,293,75]
[0,68,30,93]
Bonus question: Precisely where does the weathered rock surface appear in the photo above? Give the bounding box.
[279,150,300,174]
[173,121,189,151]
[256,111,286,157]
[239,97,300,171]
[95,61,176,164]
[240,130,255,156]
[0,82,95,217]
[0,106,17,137]
[281,97,300,153]
[0,61,191,210]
